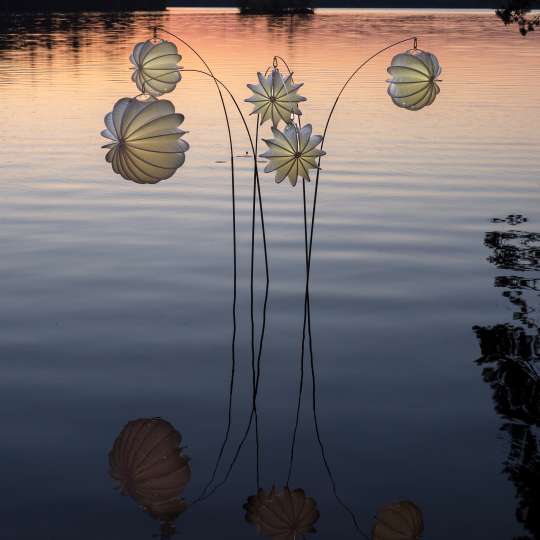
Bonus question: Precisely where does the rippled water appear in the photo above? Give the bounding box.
[1,8,540,539]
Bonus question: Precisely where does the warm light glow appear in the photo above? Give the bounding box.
[101,96,189,184]
[130,39,182,96]
[387,49,441,111]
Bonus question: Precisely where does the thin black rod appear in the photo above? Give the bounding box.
[273,55,293,75]
[194,248,269,502]
[139,64,270,300]
[253,119,270,493]
[299,39,418,481]
[178,69,260,180]
[151,31,270,502]
[264,56,293,77]
[251,118,260,489]
[285,178,308,486]
[157,28,239,501]
[306,36,417,275]
[178,70,269,502]
[303,274,368,538]
[286,127,306,487]
[298,36,417,537]
[197,118,270,501]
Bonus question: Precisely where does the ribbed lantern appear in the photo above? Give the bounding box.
[109,417,192,506]
[244,486,320,539]
[101,96,189,184]
[130,39,182,96]
[372,500,424,540]
[387,49,441,111]
[245,68,306,127]
[260,123,325,186]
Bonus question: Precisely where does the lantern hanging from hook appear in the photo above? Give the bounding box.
[386,44,442,111]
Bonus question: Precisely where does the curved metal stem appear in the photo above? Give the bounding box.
[251,118,261,490]
[306,36,417,274]
[172,65,270,503]
[273,55,293,74]
[155,28,240,502]
[152,28,268,500]
[298,36,417,537]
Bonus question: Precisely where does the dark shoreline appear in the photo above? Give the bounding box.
[0,0,167,11]
[1,0,538,13]
[170,0,539,7]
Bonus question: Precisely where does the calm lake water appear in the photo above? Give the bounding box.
[1,8,540,540]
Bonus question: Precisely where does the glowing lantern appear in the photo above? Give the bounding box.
[101,96,189,184]
[109,417,191,506]
[372,500,424,540]
[260,123,325,186]
[244,486,320,539]
[387,49,441,111]
[130,39,182,96]
[246,69,306,127]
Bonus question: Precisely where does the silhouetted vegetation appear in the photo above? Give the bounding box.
[238,0,313,15]
[474,216,540,539]
[497,0,540,35]
[0,0,165,12]
[0,12,166,54]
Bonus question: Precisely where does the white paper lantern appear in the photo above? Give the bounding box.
[130,39,182,96]
[101,96,189,184]
[260,123,325,187]
[387,50,441,111]
[245,69,306,127]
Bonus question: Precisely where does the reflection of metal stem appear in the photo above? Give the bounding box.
[287,117,305,486]
[251,117,261,490]
[307,35,418,283]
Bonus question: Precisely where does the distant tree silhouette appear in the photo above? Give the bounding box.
[0,0,166,12]
[0,12,164,54]
[238,0,313,15]
[497,0,540,35]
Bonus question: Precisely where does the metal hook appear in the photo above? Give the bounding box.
[413,37,418,50]
[273,56,278,69]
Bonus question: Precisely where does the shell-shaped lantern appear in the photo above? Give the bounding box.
[109,417,191,506]
[130,39,182,96]
[372,501,424,540]
[244,486,320,539]
[387,49,441,111]
[101,96,189,184]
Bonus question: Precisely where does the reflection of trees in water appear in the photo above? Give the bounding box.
[0,12,164,54]
[238,0,313,15]
[484,231,540,273]
[473,216,540,540]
